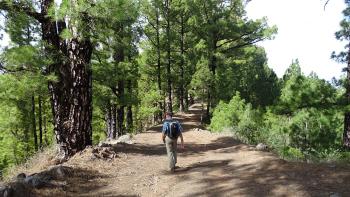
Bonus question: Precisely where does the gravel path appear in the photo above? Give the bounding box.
[33,104,350,197]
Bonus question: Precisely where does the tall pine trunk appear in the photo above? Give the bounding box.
[156,8,163,121]
[38,95,43,148]
[106,104,117,139]
[344,45,350,148]
[106,105,111,138]
[31,95,38,151]
[126,81,133,132]
[207,37,217,117]
[114,33,125,136]
[179,13,185,112]
[126,106,133,132]
[117,80,125,136]
[42,96,48,145]
[165,0,173,114]
[184,88,189,109]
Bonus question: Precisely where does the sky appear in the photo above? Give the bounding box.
[246,0,347,80]
[0,0,346,80]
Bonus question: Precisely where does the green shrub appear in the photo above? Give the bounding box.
[210,85,344,163]
[210,92,245,132]
[236,104,263,144]
[262,110,290,150]
[288,108,341,153]
[280,147,305,161]
[210,92,262,143]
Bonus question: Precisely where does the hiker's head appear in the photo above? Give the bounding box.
[165,112,173,119]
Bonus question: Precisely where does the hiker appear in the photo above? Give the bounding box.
[162,112,184,172]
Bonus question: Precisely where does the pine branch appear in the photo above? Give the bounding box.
[324,0,331,10]
[0,1,45,23]
[220,38,264,52]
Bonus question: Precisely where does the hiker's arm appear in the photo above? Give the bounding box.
[179,133,184,148]
[162,123,166,143]
[162,133,166,143]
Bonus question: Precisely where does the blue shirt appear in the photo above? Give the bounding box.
[162,119,183,135]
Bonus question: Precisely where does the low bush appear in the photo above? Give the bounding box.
[210,93,345,162]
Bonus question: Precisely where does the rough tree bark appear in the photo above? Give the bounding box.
[106,104,117,139]
[41,0,93,158]
[48,38,93,158]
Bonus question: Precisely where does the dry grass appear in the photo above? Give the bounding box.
[3,145,58,182]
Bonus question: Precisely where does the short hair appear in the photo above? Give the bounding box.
[165,112,173,117]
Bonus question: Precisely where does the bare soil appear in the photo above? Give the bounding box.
[29,104,350,197]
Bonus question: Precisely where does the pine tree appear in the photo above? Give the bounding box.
[332,0,350,148]
[0,1,96,159]
[188,0,276,116]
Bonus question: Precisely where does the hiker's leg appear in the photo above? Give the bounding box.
[165,137,175,171]
[173,139,177,164]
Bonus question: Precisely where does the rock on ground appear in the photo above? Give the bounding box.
[256,143,268,151]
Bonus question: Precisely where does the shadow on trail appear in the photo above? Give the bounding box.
[33,167,113,197]
[115,136,242,158]
[174,158,350,196]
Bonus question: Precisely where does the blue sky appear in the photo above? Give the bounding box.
[246,0,346,80]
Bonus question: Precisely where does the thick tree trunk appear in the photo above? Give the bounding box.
[48,39,93,158]
[40,0,93,159]
[31,95,38,151]
[38,95,43,148]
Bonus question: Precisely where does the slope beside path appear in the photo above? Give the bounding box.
[12,104,350,196]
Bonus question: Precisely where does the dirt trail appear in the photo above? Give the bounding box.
[35,103,350,197]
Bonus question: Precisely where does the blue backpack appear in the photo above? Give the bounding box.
[167,121,180,139]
